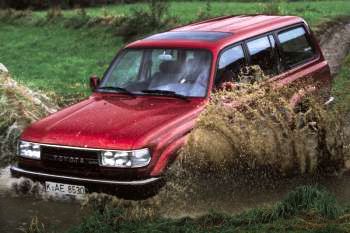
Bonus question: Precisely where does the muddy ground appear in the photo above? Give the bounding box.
[318,19,350,75]
[0,19,350,232]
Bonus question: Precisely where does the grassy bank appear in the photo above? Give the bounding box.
[333,54,350,112]
[1,1,350,102]
[0,24,120,104]
[29,1,350,26]
[55,186,349,233]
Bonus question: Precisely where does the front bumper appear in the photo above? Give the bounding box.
[10,165,161,186]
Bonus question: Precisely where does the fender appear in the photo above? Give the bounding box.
[150,136,187,176]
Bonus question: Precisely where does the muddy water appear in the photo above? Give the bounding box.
[0,166,82,233]
[158,169,350,218]
[2,164,350,233]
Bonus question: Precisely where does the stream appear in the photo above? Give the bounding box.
[2,164,350,232]
[0,167,82,233]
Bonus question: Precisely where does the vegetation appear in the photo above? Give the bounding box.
[115,0,178,42]
[333,54,350,113]
[1,1,349,103]
[27,1,350,26]
[0,0,125,10]
[333,54,350,159]
[58,186,350,233]
[0,23,119,105]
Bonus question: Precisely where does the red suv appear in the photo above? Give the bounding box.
[11,15,333,197]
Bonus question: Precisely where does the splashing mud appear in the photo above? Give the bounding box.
[79,67,349,221]
[180,68,347,177]
[0,166,83,233]
[0,71,57,166]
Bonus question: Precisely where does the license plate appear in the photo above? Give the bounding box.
[45,181,86,196]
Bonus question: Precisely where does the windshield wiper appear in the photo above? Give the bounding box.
[141,89,189,101]
[97,86,135,96]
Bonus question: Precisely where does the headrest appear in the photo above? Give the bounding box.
[159,61,179,74]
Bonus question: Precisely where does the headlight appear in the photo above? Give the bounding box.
[100,148,151,168]
[18,141,41,160]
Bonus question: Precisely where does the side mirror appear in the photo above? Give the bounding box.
[89,75,100,91]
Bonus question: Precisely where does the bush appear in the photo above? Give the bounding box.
[0,0,135,10]
[116,0,178,42]
[46,6,63,20]
[197,0,212,21]
[0,8,32,22]
[260,0,287,15]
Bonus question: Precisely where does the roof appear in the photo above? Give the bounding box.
[145,31,232,42]
[127,15,304,51]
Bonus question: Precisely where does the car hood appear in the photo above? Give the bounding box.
[21,94,205,150]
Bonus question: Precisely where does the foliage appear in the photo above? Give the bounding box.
[66,186,350,233]
[0,0,126,10]
[46,6,63,20]
[24,216,46,233]
[0,8,32,22]
[333,54,350,113]
[260,0,287,15]
[116,0,178,42]
[1,1,348,101]
[196,0,212,20]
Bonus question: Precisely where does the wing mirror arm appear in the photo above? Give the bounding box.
[89,75,101,92]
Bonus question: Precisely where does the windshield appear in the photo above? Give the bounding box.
[100,48,212,97]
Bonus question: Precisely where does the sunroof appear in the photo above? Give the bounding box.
[145,31,232,41]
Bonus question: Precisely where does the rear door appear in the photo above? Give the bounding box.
[272,24,331,102]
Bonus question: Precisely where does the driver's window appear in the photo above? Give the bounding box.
[109,50,142,86]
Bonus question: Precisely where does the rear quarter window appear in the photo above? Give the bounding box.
[278,26,316,69]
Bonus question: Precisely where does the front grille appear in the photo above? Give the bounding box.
[41,146,100,169]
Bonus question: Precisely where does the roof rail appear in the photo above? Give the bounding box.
[170,14,273,31]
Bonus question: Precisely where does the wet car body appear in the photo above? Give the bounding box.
[11,15,332,197]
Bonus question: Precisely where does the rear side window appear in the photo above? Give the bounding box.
[216,45,246,85]
[247,35,279,76]
[278,26,316,68]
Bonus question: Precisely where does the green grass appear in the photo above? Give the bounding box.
[0,1,350,102]
[64,186,349,233]
[333,54,350,112]
[0,23,120,104]
[31,1,350,26]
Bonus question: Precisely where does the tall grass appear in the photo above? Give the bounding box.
[24,216,46,233]
[65,185,349,233]
[116,0,178,42]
